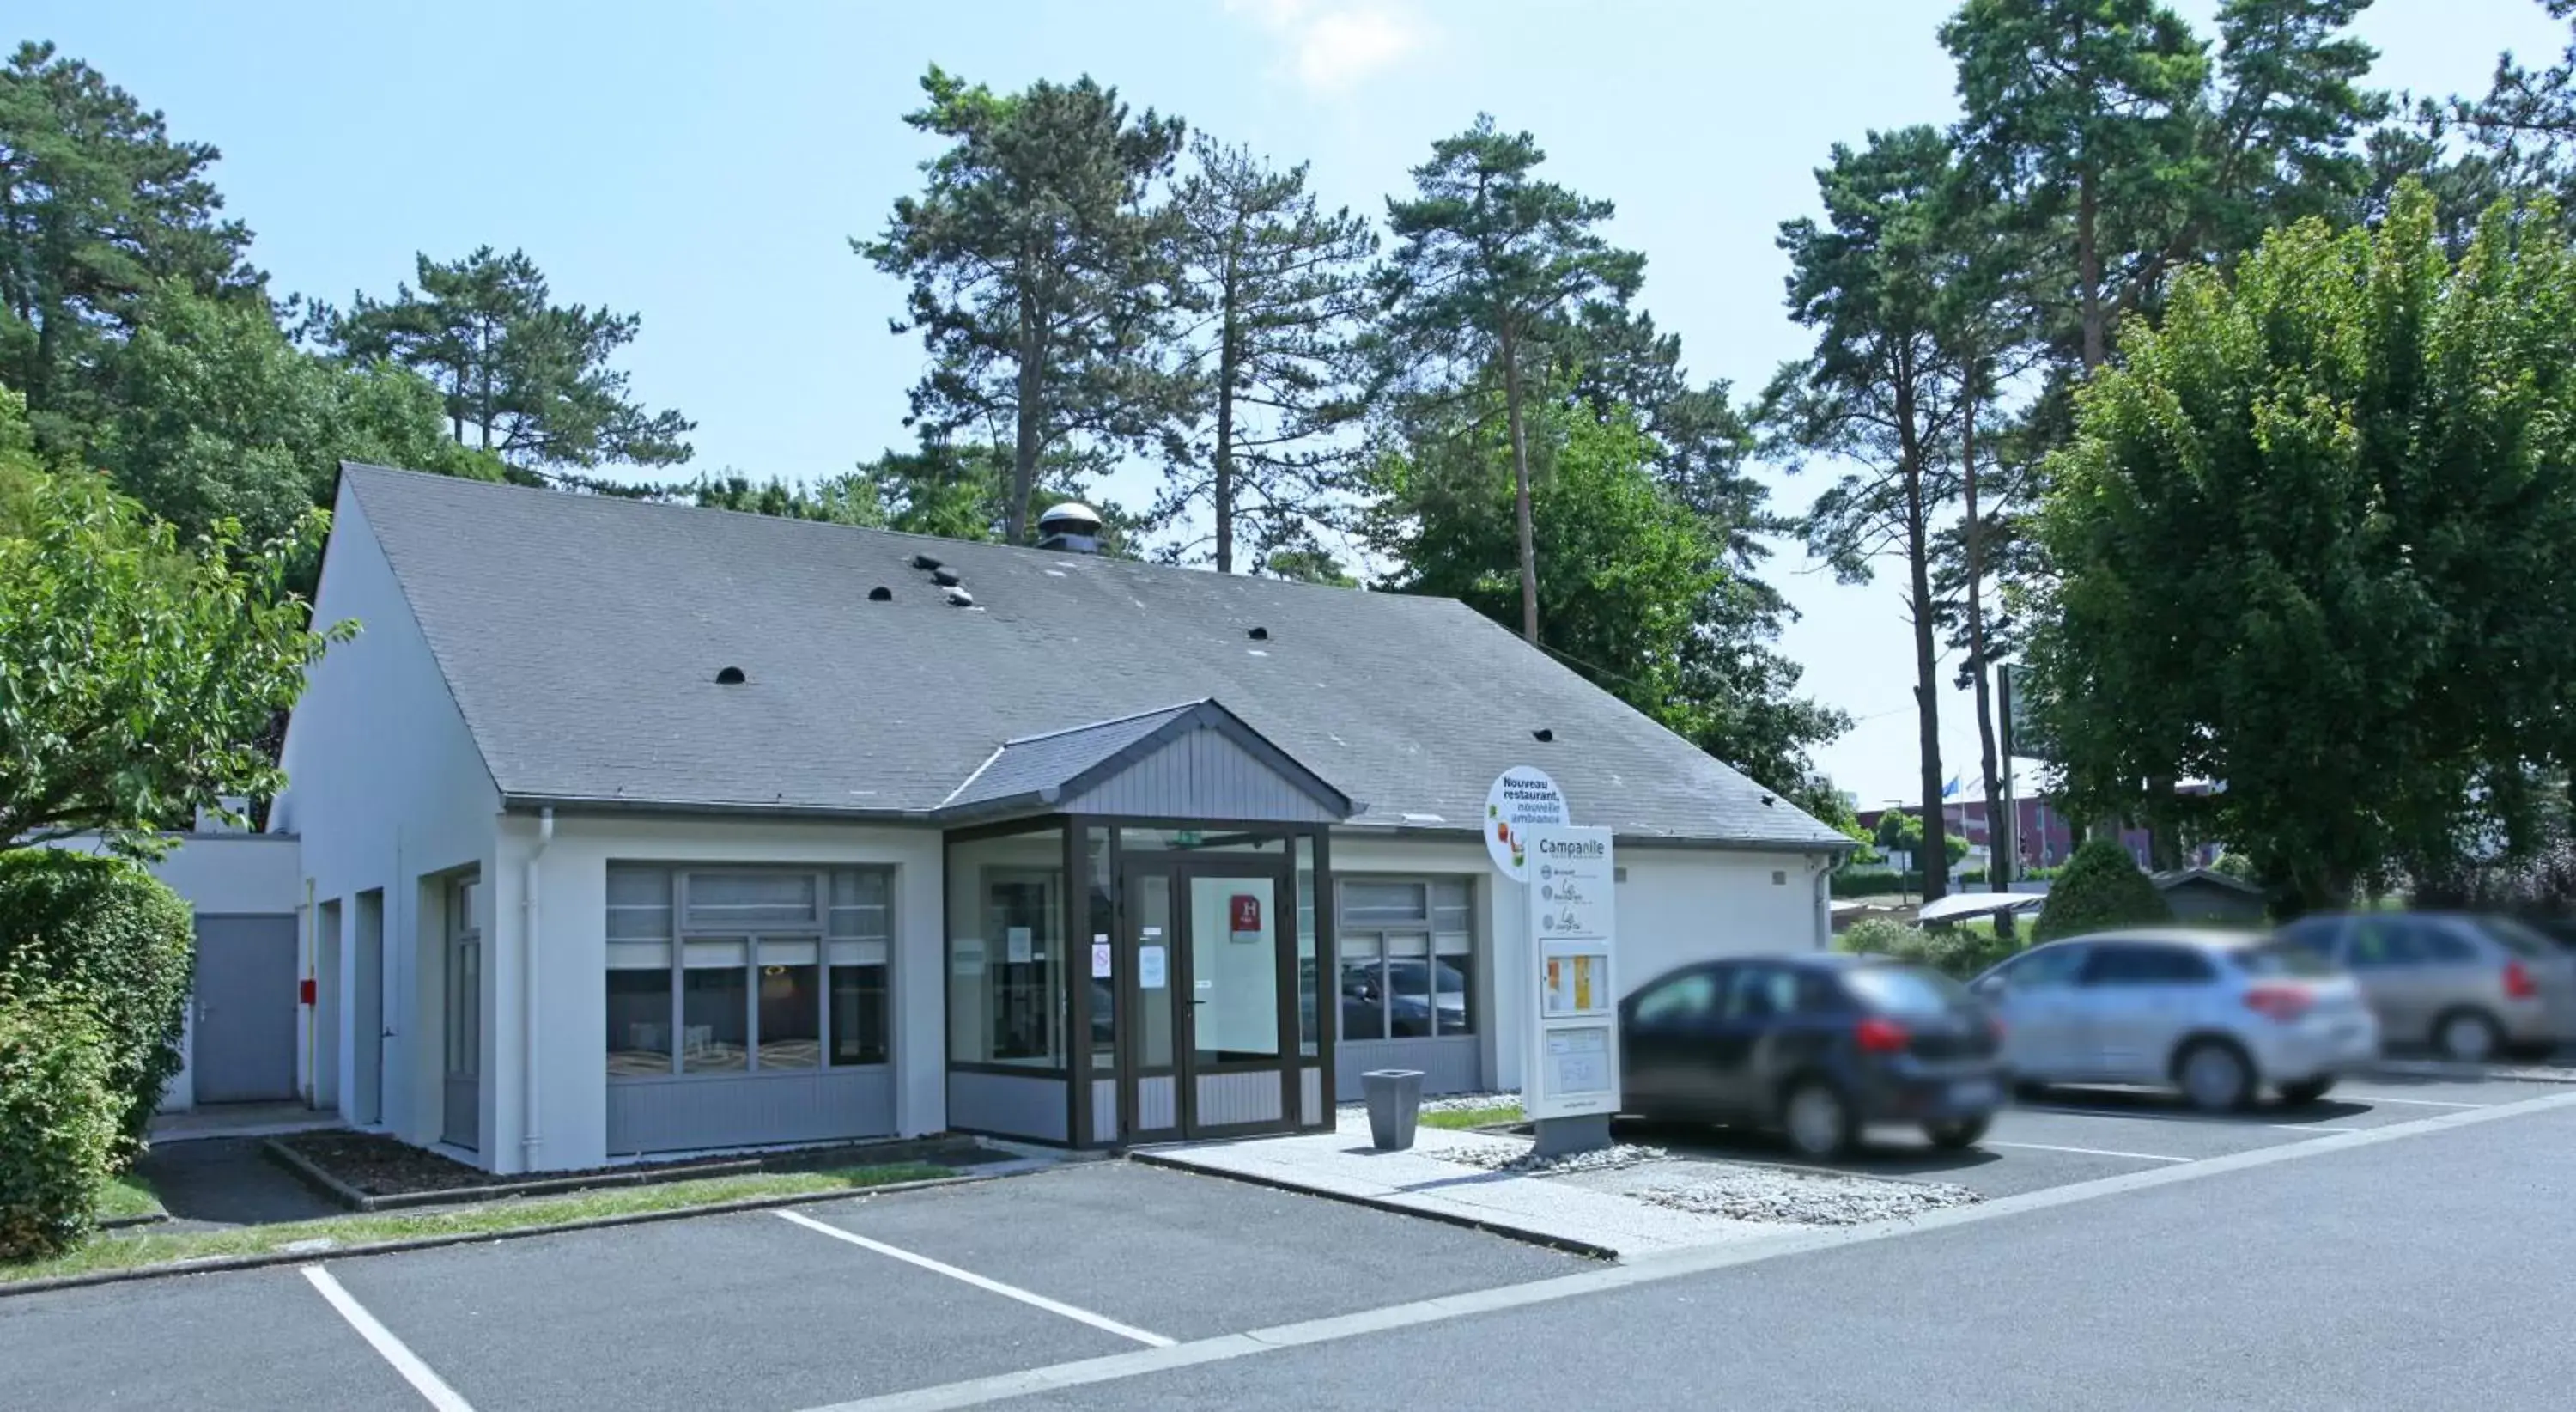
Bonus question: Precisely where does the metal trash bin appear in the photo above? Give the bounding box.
[1361,1069,1425,1152]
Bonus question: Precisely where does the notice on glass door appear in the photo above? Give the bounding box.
[1139,946,1168,989]
[1091,939,1113,979]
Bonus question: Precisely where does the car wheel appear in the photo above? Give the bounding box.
[2278,1077,2335,1106]
[2433,1008,2504,1063]
[2176,1040,2254,1113]
[1923,1116,1990,1150]
[1781,1080,1856,1160]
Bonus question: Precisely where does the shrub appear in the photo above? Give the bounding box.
[2033,838,2175,942]
[0,995,118,1261]
[0,851,195,1163]
[1831,870,1928,898]
[1836,916,2022,980]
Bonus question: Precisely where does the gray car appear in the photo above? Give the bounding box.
[2275,912,2576,1062]
[1969,930,2379,1111]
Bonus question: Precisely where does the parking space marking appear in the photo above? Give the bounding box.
[1983,1140,2192,1164]
[2273,1124,2363,1134]
[300,1266,475,1412]
[2340,1094,2486,1109]
[776,1210,1176,1348]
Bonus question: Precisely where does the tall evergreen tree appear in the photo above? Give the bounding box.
[862,67,1186,545]
[328,246,693,472]
[1159,136,1374,572]
[1768,126,1969,901]
[0,41,261,453]
[1373,116,1643,644]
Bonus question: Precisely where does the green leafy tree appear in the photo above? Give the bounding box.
[683,470,886,526]
[329,246,694,472]
[0,385,351,853]
[1373,115,1644,645]
[2033,838,2174,941]
[1160,136,1374,571]
[95,286,502,553]
[862,67,1186,545]
[2026,188,2576,912]
[1768,125,1969,901]
[1875,809,1926,855]
[860,435,1142,555]
[0,41,262,453]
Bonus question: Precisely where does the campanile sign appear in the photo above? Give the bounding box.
[1486,767,1618,1153]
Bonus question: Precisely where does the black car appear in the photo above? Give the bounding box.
[1619,953,2008,1159]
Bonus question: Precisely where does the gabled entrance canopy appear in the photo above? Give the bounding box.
[936,699,1358,828]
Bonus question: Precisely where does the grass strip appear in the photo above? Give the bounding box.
[6,1161,950,1284]
[92,1172,167,1224]
[1419,1104,1526,1131]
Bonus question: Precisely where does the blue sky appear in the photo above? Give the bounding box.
[17,0,2566,805]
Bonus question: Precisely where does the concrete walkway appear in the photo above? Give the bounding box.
[150,1099,342,1143]
[1139,1113,1779,1259]
[134,1136,343,1232]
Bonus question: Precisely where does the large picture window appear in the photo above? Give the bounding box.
[605,864,892,1080]
[1337,878,1475,1040]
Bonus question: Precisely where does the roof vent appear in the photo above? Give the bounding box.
[945,587,975,608]
[909,553,943,571]
[1247,625,1270,642]
[931,566,961,587]
[867,586,893,602]
[1036,502,1103,555]
[1532,727,1554,743]
[715,666,748,685]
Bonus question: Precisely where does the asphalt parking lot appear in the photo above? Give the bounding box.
[1,1071,2561,1412]
[1613,1071,2561,1198]
[0,1161,1581,1412]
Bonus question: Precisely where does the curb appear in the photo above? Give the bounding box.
[262,1135,993,1213]
[0,1163,1050,1300]
[1128,1151,1619,1262]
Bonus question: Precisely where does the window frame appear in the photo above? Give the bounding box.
[1334,875,1477,1041]
[605,863,896,1083]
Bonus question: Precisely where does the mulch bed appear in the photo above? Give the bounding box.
[271,1129,1000,1201]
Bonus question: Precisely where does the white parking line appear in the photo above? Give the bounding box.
[2344,1094,2488,1109]
[1983,1140,2192,1164]
[2274,1124,2364,1135]
[776,1210,1176,1348]
[301,1265,475,1412]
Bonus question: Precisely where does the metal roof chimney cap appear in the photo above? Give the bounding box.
[1036,502,1103,553]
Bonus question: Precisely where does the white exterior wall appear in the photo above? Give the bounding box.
[502,813,946,1174]
[1328,831,1833,1094]
[34,832,305,1111]
[269,486,501,1153]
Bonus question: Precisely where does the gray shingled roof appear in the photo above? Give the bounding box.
[336,463,1850,849]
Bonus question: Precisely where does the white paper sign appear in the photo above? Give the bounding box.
[951,938,985,977]
[1091,940,1113,979]
[1485,766,1569,882]
[1005,927,1033,964]
[1139,946,1168,989]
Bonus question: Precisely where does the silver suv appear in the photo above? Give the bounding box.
[2276,912,2576,1062]
[1968,930,2379,1111]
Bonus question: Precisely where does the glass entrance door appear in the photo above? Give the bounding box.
[1120,861,1295,1140]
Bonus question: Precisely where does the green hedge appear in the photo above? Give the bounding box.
[2033,839,2174,943]
[0,852,195,1163]
[1835,916,2023,981]
[1831,870,1929,898]
[0,995,118,1261]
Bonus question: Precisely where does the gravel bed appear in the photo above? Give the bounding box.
[1434,1138,1670,1176]
[1336,1091,1523,1118]
[1627,1167,1982,1226]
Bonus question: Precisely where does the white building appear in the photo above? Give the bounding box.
[262,465,1851,1173]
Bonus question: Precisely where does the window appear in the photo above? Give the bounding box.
[2231,940,2337,979]
[2083,943,2216,986]
[605,864,892,1080]
[1632,970,1719,1026]
[947,826,1069,1069]
[2348,919,2433,969]
[1843,965,1972,1016]
[1722,966,1801,1021]
[2476,917,2558,960]
[1336,877,1475,1040]
[1988,943,2088,991]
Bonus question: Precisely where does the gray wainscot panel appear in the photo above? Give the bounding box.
[1137,1074,1178,1131]
[1196,1070,1285,1126]
[607,1068,896,1156]
[1334,1037,1483,1103]
[946,1070,1069,1143]
[1301,1066,1322,1126]
[1091,1079,1118,1144]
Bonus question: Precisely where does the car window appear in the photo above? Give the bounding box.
[2348,917,2432,968]
[2421,927,2481,963]
[2476,917,2557,960]
[1843,964,1972,1017]
[1632,970,1719,1026]
[1987,944,2088,991]
[1722,966,1801,1022]
[2275,916,2343,959]
[2084,942,2217,986]
[2232,940,2337,979]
